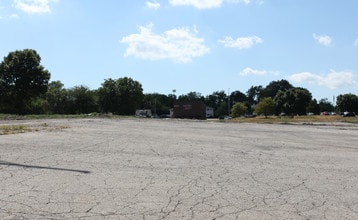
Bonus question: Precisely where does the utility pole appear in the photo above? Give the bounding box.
[333,95,336,106]
[228,88,230,116]
[172,89,177,100]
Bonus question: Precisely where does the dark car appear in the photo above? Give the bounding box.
[343,112,356,117]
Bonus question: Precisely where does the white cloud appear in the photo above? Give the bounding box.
[228,0,265,5]
[226,0,250,4]
[313,33,332,47]
[218,36,263,49]
[120,24,210,63]
[168,0,258,8]
[13,0,57,14]
[241,0,251,4]
[146,1,160,10]
[288,70,357,89]
[240,67,279,76]
[169,0,223,9]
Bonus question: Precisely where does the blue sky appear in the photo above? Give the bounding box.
[1,0,358,102]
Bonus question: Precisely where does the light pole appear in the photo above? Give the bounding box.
[228,88,230,116]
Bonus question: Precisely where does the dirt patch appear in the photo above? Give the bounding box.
[0,120,69,135]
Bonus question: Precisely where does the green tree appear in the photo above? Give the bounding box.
[254,97,276,117]
[215,102,229,117]
[292,88,312,115]
[318,98,335,113]
[306,99,320,115]
[167,93,177,105]
[98,77,143,115]
[231,102,248,118]
[247,85,263,105]
[0,49,50,114]
[336,93,358,113]
[142,93,172,116]
[262,80,293,99]
[178,91,204,101]
[98,78,118,113]
[274,87,312,115]
[28,97,47,114]
[205,90,227,117]
[66,86,98,114]
[230,90,247,103]
[230,90,249,113]
[44,81,68,114]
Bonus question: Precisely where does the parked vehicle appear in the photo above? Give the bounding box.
[343,112,356,117]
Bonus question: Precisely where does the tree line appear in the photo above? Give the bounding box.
[1,49,357,116]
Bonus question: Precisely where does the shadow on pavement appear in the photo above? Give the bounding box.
[0,161,91,174]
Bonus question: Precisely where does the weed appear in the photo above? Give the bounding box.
[0,125,32,135]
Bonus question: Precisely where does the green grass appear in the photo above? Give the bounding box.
[228,115,358,124]
[0,125,32,135]
[0,113,135,120]
[0,114,92,120]
[1,113,357,125]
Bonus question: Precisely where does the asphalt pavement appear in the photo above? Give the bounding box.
[1,118,358,219]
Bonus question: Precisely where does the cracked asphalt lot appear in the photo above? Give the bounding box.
[1,118,358,219]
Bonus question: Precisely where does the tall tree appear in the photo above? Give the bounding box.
[306,99,320,115]
[246,85,263,104]
[44,81,68,114]
[178,91,204,101]
[98,77,143,115]
[274,87,312,115]
[262,80,293,99]
[230,90,251,114]
[230,90,247,103]
[205,90,227,117]
[0,49,50,114]
[66,86,98,114]
[318,98,335,112]
[216,102,229,117]
[336,93,358,113]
